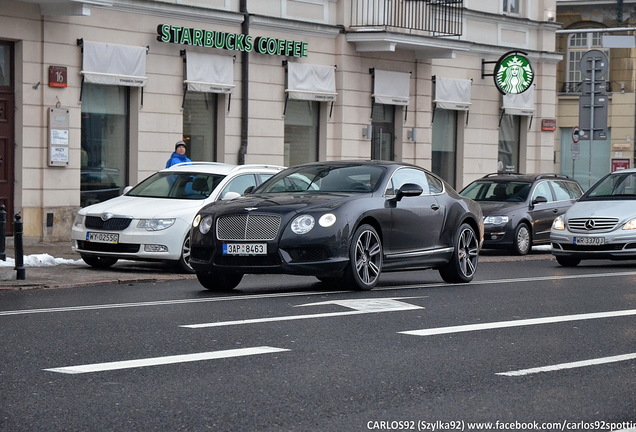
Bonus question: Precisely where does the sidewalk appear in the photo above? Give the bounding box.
[0,240,195,290]
[0,239,554,291]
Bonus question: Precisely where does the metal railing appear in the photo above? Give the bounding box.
[559,81,613,94]
[350,0,463,37]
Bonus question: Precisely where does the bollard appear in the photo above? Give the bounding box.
[14,213,25,280]
[0,205,5,261]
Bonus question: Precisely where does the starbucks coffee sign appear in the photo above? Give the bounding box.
[494,51,534,95]
[157,24,308,58]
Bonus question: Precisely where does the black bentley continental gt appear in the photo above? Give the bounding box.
[189,160,484,291]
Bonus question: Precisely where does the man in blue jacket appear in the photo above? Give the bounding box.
[166,140,192,168]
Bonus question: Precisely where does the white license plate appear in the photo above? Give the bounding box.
[223,243,267,255]
[86,232,119,244]
[574,237,605,246]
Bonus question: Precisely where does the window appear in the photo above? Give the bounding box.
[183,92,217,161]
[371,103,395,161]
[284,100,319,167]
[80,84,129,207]
[0,43,10,86]
[432,108,458,187]
[220,174,258,198]
[566,32,608,91]
[388,168,430,195]
[498,115,521,173]
[503,0,520,14]
[532,181,553,202]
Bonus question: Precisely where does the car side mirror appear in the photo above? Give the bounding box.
[532,195,548,205]
[123,186,133,195]
[395,183,423,201]
[243,185,255,195]
[221,191,241,200]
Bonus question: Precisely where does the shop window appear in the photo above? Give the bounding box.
[371,103,395,161]
[432,108,458,188]
[80,83,129,207]
[498,115,520,173]
[0,43,10,86]
[284,99,319,166]
[183,92,217,162]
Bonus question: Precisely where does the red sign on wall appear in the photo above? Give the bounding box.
[611,158,630,172]
[49,66,67,88]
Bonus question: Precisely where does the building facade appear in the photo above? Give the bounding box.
[556,0,636,189]
[0,0,559,242]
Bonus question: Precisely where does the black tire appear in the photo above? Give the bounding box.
[510,223,531,256]
[81,254,118,269]
[195,269,243,291]
[174,233,195,274]
[342,224,382,291]
[555,255,581,267]
[439,223,479,283]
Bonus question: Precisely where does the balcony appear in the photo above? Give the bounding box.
[559,81,613,95]
[350,0,463,37]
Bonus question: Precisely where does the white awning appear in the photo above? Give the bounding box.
[503,85,535,116]
[373,70,410,106]
[433,77,471,111]
[81,41,147,87]
[286,62,337,102]
[185,52,235,94]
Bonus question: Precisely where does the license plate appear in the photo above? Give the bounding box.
[86,232,119,244]
[574,237,605,246]
[223,243,267,255]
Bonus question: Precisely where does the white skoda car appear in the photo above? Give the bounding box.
[72,162,284,272]
[551,168,636,266]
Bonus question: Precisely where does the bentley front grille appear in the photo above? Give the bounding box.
[216,214,281,241]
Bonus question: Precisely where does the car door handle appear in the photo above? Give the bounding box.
[431,203,440,211]
[552,208,559,213]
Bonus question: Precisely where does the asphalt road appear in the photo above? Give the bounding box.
[1,256,635,432]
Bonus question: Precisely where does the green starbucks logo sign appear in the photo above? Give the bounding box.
[494,52,534,95]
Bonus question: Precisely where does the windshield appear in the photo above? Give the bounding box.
[257,164,385,194]
[460,180,531,202]
[583,172,636,200]
[126,172,226,200]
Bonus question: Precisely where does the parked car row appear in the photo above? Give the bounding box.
[71,160,636,291]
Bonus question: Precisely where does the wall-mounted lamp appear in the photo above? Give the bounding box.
[621,82,626,94]
[362,125,372,139]
[545,10,556,22]
[407,128,417,142]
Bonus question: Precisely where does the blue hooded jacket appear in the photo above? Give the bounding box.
[166,152,191,168]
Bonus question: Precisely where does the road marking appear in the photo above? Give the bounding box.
[400,308,636,337]
[2,270,636,317]
[497,352,636,376]
[44,346,290,374]
[182,298,424,328]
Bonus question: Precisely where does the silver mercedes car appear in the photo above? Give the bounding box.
[551,168,636,266]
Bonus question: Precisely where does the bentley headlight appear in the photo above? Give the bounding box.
[199,215,213,235]
[552,215,565,231]
[319,213,336,227]
[193,214,201,228]
[291,214,315,235]
[623,218,636,230]
[483,216,509,225]
[137,218,175,231]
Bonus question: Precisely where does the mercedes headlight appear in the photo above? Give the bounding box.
[623,218,636,230]
[552,215,565,231]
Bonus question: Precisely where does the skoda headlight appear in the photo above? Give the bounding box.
[291,214,315,235]
[552,215,566,231]
[137,218,175,231]
[483,216,509,225]
[199,215,213,235]
[623,218,636,230]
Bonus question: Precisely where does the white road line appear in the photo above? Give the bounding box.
[44,346,290,375]
[400,309,636,337]
[497,353,636,377]
[2,270,636,317]
[183,298,424,328]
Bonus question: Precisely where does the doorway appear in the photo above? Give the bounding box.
[0,41,14,234]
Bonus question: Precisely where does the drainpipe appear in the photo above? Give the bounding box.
[238,0,249,165]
